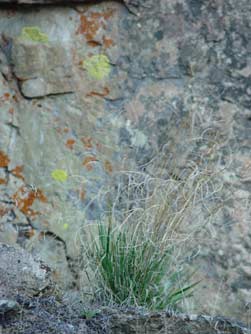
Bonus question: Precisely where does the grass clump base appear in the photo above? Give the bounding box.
[84,219,198,310]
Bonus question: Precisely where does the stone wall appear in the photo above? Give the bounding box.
[0,0,251,323]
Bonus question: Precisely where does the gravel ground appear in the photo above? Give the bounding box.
[0,296,108,334]
[1,296,250,334]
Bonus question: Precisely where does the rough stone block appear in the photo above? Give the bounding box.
[12,41,76,97]
[0,243,54,299]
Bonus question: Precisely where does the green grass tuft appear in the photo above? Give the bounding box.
[80,165,217,311]
[85,219,198,310]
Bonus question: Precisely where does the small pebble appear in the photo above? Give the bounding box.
[0,299,20,314]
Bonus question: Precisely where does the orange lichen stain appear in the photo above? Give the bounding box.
[0,207,7,217]
[3,93,10,100]
[9,108,15,115]
[103,37,114,48]
[56,126,69,135]
[65,139,76,150]
[77,9,114,41]
[12,186,47,217]
[11,165,25,181]
[24,227,36,238]
[81,137,93,149]
[0,151,10,168]
[77,14,99,40]
[104,160,113,173]
[86,86,110,98]
[0,178,7,185]
[0,93,13,105]
[79,189,86,201]
[87,40,102,47]
[91,10,114,20]
[83,156,97,171]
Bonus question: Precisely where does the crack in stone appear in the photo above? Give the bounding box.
[0,0,140,16]
[34,230,79,283]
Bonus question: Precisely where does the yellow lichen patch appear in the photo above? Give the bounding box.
[83,54,111,80]
[51,169,68,182]
[20,26,49,43]
[63,223,69,230]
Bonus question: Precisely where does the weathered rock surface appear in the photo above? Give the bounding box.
[12,40,76,97]
[0,243,54,299]
[1,303,250,334]
[0,0,94,2]
[0,299,19,314]
[0,0,106,3]
[0,0,251,323]
[107,309,250,334]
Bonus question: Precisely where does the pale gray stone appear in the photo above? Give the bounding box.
[0,243,54,299]
[0,299,20,314]
[26,232,75,289]
[12,41,76,97]
[0,223,18,244]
